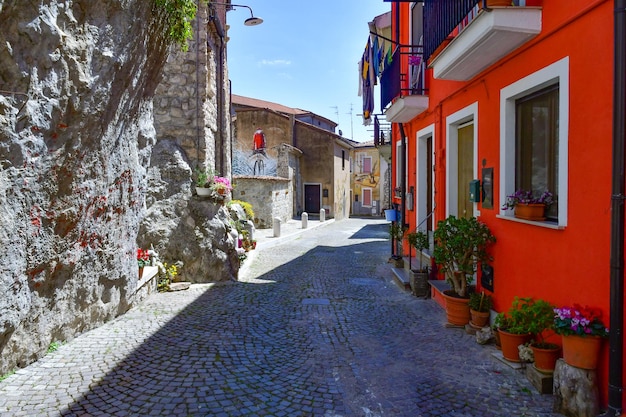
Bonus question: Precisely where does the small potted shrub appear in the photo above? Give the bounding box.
[468,291,493,329]
[406,229,429,297]
[195,167,213,197]
[526,299,561,373]
[389,222,407,265]
[498,297,556,363]
[433,216,496,325]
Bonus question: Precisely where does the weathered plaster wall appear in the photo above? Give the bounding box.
[352,147,383,216]
[232,177,292,229]
[0,0,169,373]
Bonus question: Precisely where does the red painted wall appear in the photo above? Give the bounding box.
[390,0,617,407]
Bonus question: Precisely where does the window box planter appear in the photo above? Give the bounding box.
[514,203,546,221]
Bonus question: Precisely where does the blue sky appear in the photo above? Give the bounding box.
[226,1,391,142]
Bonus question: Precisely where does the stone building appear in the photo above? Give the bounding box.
[349,140,389,217]
[231,95,353,221]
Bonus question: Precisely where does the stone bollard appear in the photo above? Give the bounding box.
[302,212,308,229]
[273,217,281,237]
[319,208,326,222]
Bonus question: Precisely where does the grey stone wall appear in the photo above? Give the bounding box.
[233,177,292,229]
[144,2,239,283]
[0,0,170,374]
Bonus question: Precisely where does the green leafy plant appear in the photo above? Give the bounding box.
[0,369,15,382]
[47,341,63,353]
[469,291,493,313]
[154,0,202,52]
[433,216,496,298]
[498,297,556,343]
[389,222,407,241]
[406,229,429,271]
[195,167,215,188]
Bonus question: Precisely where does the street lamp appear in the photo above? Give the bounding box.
[210,2,263,26]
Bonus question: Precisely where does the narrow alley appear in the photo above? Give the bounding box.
[0,218,559,416]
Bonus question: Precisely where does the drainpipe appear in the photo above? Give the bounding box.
[608,1,626,415]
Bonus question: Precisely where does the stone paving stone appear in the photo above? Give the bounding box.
[0,218,562,416]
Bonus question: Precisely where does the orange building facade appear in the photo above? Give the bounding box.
[377,0,623,409]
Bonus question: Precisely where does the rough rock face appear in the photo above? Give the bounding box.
[139,139,240,282]
[0,0,169,374]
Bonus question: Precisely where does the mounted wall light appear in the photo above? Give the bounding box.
[210,2,263,26]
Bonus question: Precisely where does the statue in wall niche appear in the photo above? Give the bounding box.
[250,127,267,175]
[232,128,277,177]
[253,127,266,156]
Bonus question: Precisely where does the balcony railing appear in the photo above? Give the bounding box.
[424,0,530,63]
[381,47,427,111]
[424,0,482,63]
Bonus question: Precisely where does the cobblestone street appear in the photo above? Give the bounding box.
[0,218,560,416]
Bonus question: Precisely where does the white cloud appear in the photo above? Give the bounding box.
[258,59,292,66]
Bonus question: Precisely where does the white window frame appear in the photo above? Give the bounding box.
[445,102,478,218]
[395,141,402,191]
[416,124,435,231]
[499,57,569,229]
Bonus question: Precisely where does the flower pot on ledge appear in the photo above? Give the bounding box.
[196,187,212,197]
[514,203,546,221]
[562,335,603,370]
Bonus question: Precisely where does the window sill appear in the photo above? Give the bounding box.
[496,214,565,230]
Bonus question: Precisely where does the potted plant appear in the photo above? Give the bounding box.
[195,168,213,197]
[433,216,496,325]
[554,304,609,369]
[406,229,429,297]
[137,248,150,278]
[496,297,534,362]
[389,222,407,265]
[210,175,233,197]
[501,189,554,221]
[468,291,493,329]
[525,299,561,373]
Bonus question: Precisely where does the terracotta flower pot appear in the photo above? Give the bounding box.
[498,329,532,362]
[562,335,603,370]
[470,309,490,328]
[442,290,470,326]
[531,344,561,373]
[514,203,546,221]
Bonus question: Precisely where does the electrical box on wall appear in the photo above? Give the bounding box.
[469,179,481,202]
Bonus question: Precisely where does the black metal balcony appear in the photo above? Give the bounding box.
[424,0,541,80]
[380,46,429,123]
[424,0,481,63]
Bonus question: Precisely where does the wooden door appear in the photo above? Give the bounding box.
[457,124,474,219]
[304,184,321,214]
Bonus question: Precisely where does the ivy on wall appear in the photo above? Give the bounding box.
[154,0,204,51]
